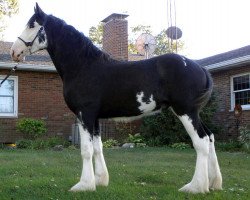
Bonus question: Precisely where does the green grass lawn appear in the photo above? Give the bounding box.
[0,147,249,200]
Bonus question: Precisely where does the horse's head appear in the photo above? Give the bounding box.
[11,3,48,62]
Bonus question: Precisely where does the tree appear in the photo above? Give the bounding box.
[88,23,184,56]
[89,23,103,48]
[155,29,184,55]
[0,0,19,38]
[128,25,152,54]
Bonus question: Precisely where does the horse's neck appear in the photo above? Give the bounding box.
[46,26,84,81]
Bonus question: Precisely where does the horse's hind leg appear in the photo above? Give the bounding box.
[201,122,222,190]
[176,112,210,193]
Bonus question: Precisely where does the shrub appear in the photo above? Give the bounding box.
[126,133,144,144]
[115,122,137,141]
[16,118,47,139]
[215,140,242,152]
[30,138,49,150]
[171,142,191,150]
[238,126,250,152]
[140,108,189,146]
[103,139,118,148]
[140,92,220,147]
[16,139,33,149]
[16,137,70,150]
[46,136,70,148]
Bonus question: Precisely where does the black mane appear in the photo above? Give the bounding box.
[44,15,112,66]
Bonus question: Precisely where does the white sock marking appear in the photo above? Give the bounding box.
[93,136,109,186]
[70,125,96,191]
[178,115,209,193]
[208,134,222,190]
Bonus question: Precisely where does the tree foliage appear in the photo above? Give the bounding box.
[155,29,184,55]
[0,0,19,38]
[16,118,47,139]
[128,25,152,54]
[89,23,103,47]
[0,0,18,17]
[88,23,184,56]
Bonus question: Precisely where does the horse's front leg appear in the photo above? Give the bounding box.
[70,124,96,192]
[93,135,109,186]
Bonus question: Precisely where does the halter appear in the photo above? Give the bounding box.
[17,26,44,47]
[1,27,45,87]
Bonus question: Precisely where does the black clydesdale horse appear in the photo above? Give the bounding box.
[10,3,222,193]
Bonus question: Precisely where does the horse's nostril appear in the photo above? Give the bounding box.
[21,51,24,54]
[11,50,15,57]
[17,54,20,58]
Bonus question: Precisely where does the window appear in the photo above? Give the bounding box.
[0,76,18,117]
[231,73,250,110]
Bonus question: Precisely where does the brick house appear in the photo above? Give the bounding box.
[0,41,75,143]
[197,46,250,139]
[1,13,249,143]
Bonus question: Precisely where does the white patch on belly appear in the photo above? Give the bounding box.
[136,92,156,113]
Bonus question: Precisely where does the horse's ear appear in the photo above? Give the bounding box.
[34,3,45,16]
[34,3,46,22]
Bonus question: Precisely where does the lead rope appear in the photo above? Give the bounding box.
[0,64,19,87]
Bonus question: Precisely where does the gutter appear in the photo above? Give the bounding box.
[0,62,57,73]
[205,55,250,72]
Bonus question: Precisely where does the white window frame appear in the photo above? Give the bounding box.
[230,72,250,111]
[0,75,18,118]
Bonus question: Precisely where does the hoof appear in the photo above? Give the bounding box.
[209,176,223,190]
[70,181,96,192]
[95,172,109,186]
[179,182,209,194]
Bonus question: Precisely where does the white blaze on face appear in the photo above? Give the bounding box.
[136,92,156,113]
[10,21,47,62]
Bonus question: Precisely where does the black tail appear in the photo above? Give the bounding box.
[196,67,213,111]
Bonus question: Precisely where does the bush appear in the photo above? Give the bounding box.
[16,118,47,139]
[16,139,32,149]
[171,142,191,150]
[16,137,70,150]
[215,140,242,152]
[140,92,220,147]
[140,108,189,146]
[126,133,144,144]
[103,139,118,148]
[238,126,250,152]
[115,122,138,141]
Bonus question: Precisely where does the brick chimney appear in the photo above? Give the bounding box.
[101,13,129,61]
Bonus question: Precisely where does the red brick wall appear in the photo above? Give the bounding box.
[0,69,75,143]
[211,65,250,140]
[102,19,128,61]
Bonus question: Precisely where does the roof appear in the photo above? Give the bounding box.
[196,45,250,71]
[128,54,145,61]
[1,41,250,73]
[0,41,55,72]
[101,13,129,23]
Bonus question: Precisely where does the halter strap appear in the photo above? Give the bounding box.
[17,26,44,47]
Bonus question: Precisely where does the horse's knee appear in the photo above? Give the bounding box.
[192,135,210,155]
[79,126,94,159]
[93,136,103,155]
[81,143,93,159]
